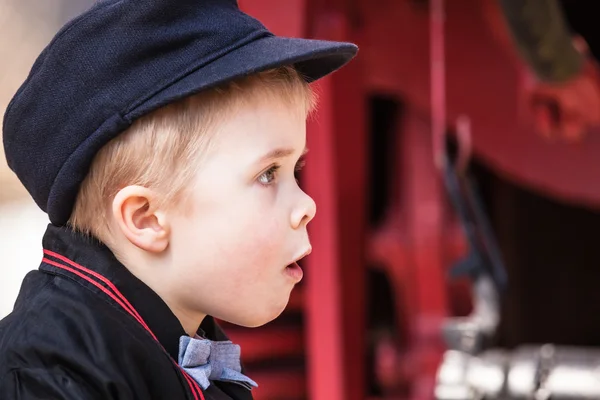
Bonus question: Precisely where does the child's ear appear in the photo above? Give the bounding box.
[112,185,170,253]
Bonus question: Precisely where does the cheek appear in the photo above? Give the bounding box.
[186,200,286,276]
[189,213,287,319]
[225,214,284,275]
[172,187,297,325]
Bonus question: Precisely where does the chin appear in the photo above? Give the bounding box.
[225,297,290,328]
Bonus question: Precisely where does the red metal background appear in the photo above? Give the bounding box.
[234,0,600,399]
[359,0,600,210]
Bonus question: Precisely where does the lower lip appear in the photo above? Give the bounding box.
[285,262,304,282]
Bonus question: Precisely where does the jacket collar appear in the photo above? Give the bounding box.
[39,223,228,361]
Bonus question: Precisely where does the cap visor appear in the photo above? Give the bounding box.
[126,35,358,120]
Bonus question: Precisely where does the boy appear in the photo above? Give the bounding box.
[0,0,357,398]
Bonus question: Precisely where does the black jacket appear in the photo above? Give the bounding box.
[0,224,253,400]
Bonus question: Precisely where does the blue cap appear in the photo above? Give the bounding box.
[3,0,358,225]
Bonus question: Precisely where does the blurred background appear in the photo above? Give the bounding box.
[3,1,600,400]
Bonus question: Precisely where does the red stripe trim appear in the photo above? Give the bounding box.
[182,371,202,400]
[41,252,204,400]
[42,256,156,340]
[43,249,152,335]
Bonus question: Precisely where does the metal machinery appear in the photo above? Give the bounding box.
[219,0,600,399]
[436,143,600,400]
[225,0,600,399]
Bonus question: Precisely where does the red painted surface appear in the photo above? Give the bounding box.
[311,17,367,400]
[359,0,600,210]
[400,110,450,400]
[231,0,599,399]
[304,73,347,400]
[238,0,306,38]
[303,2,367,400]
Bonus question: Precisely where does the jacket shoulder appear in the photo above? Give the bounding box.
[0,271,189,399]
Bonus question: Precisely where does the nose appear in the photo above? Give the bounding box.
[290,189,316,229]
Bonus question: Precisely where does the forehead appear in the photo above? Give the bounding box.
[211,95,307,157]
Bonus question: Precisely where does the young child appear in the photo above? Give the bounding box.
[0,0,357,398]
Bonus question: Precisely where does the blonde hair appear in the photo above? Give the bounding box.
[69,66,317,241]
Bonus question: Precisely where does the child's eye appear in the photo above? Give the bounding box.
[258,165,280,186]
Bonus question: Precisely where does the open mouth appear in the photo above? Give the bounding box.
[284,247,311,282]
[285,262,303,282]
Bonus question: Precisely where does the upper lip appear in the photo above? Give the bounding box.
[289,246,312,265]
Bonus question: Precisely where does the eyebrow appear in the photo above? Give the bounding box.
[257,146,309,164]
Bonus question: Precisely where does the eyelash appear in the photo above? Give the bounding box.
[258,159,306,187]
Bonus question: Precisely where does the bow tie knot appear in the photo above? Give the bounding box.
[178,336,258,391]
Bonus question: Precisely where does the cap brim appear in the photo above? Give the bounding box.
[125,35,358,120]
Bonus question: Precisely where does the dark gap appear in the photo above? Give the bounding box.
[368,94,402,227]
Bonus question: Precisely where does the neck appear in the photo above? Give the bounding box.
[108,240,207,337]
[169,303,207,337]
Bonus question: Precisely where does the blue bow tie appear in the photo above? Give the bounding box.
[178,336,258,391]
